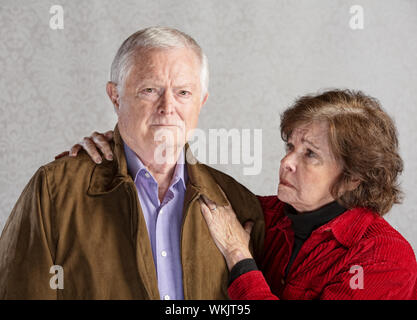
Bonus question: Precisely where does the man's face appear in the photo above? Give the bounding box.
[108,47,207,164]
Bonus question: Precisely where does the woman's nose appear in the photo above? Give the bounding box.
[281,153,296,172]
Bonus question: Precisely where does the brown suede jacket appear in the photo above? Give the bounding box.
[0,125,265,299]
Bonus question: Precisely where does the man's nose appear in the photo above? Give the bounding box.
[281,152,297,172]
[157,91,175,115]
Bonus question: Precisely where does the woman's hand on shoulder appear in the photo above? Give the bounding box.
[199,193,254,270]
[55,130,114,164]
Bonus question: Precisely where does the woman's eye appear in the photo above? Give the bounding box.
[285,143,293,152]
[306,149,316,158]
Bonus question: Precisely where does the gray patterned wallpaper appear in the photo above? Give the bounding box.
[1,0,416,254]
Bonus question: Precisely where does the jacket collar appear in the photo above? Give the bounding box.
[318,207,379,247]
[284,201,346,240]
[183,144,229,206]
[87,124,130,196]
[277,203,379,248]
[88,124,229,206]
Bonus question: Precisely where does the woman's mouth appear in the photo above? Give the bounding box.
[279,178,295,189]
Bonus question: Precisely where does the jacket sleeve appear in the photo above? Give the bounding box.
[229,262,417,300]
[229,250,417,300]
[320,259,417,300]
[228,271,279,300]
[0,167,57,299]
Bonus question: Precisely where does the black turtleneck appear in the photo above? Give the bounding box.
[283,201,346,278]
[228,201,346,286]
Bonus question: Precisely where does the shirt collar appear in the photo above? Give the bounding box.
[123,142,187,190]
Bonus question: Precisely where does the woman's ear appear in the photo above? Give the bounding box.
[335,175,361,198]
[345,177,361,192]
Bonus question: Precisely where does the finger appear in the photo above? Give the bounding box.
[103,130,114,141]
[55,151,69,160]
[69,144,82,157]
[81,137,102,164]
[198,198,213,221]
[243,220,255,235]
[200,194,217,211]
[91,132,113,161]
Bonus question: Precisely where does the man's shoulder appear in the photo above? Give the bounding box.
[42,151,97,176]
[198,163,256,197]
[38,151,105,194]
[196,163,264,220]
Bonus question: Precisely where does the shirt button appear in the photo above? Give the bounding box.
[161,250,167,257]
[281,279,285,285]
[164,295,170,300]
[160,209,164,214]
[144,172,150,178]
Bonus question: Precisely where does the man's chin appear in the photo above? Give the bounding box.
[152,127,185,143]
[151,125,184,133]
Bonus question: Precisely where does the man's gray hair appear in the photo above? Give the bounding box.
[110,26,209,98]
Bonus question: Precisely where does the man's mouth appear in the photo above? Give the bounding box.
[150,122,184,127]
[150,125,183,130]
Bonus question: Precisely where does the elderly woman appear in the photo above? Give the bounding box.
[65,89,417,299]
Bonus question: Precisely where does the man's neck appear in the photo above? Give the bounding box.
[145,159,176,202]
[132,145,184,202]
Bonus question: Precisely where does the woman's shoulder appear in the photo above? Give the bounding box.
[342,208,417,269]
[365,212,416,261]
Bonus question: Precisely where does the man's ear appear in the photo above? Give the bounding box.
[200,92,209,110]
[106,82,120,112]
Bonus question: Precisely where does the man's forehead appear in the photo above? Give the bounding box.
[132,48,199,70]
[127,49,201,84]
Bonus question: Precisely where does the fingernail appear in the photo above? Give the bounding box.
[96,157,102,164]
[108,155,113,161]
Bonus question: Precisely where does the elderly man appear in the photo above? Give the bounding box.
[0,27,264,299]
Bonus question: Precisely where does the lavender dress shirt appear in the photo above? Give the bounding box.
[124,142,187,300]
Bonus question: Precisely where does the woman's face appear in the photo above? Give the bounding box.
[278,121,342,212]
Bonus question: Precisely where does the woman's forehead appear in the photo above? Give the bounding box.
[290,122,329,142]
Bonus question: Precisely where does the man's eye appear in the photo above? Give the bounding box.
[179,90,191,96]
[143,88,155,93]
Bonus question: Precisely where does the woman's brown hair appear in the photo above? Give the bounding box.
[280,89,403,215]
